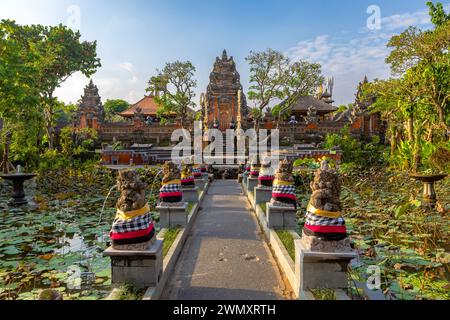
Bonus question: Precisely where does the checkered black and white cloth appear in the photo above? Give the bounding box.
[305,211,346,227]
[112,212,153,234]
[272,184,296,195]
[160,183,181,193]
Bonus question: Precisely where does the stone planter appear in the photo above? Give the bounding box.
[182,187,199,203]
[254,186,272,205]
[294,239,356,293]
[103,240,163,289]
[266,204,297,229]
[157,202,189,228]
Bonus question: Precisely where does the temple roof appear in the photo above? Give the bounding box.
[290,96,338,114]
[119,96,161,118]
[119,95,195,118]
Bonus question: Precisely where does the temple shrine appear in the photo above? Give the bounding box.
[204,50,248,131]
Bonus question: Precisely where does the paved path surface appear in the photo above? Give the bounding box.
[161,180,291,300]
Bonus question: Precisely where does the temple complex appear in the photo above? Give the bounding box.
[205,50,248,131]
[73,54,385,166]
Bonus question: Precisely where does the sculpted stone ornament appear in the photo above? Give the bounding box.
[110,170,156,251]
[258,161,274,187]
[159,161,183,206]
[181,162,195,188]
[270,160,297,208]
[250,163,261,178]
[302,161,351,251]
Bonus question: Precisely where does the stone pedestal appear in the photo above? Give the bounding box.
[201,172,209,181]
[182,187,199,203]
[195,178,207,191]
[103,240,163,289]
[243,174,249,186]
[255,186,272,205]
[294,240,356,293]
[247,177,258,195]
[157,202,189,228]
[267,204,297,229]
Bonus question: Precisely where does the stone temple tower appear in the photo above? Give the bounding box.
[76,80,104,130]
[205,50,248,131]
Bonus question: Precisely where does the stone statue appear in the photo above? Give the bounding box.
[250,162,261,178]
[258,161,275,187]
[310,161,341,212]
[159,161,183,204]
[181,162,195,188]
[270,159,297,208]
[302,161,350,249]
[111,170,156,250]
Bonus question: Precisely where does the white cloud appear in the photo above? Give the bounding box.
[119,62,134,73]
[286,4,447,106]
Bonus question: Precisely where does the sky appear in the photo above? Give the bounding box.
[1,0,448,108]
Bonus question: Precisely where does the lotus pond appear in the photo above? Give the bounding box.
[295,167,449,300]
[0,166,162,300]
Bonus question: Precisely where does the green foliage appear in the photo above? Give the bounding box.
[324,127,386,167]
[246,49,323,124]
[162,228,181,258]
[310,288,336,300]
[147,61,197,128]
[0,19,101,165]
[276,230,296,261]
[103,99,129,122]
[427,1,450,27]
[116,283,145,300]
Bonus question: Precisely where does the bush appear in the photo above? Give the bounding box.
[324,127,386,167]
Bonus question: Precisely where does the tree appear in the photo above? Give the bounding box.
[276,60,324,125]
[427,1,450,27]
[363,2,450,172]
[246,49,289,116]
[246,49,324,128]
[33,24,101,150]
[0,20,44,166]
[104,99,129,122]
[386,5,450,131]
[146,61,197,128]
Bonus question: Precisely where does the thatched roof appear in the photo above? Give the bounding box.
[290,96,338,115]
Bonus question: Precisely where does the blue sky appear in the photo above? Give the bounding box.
[1,0,448,107]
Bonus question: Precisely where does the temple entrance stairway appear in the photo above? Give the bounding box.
[161,180,292,300]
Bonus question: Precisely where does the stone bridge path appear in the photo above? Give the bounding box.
[161,180,292,300]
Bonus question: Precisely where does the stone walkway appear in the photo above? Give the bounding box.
[161,180,292,300]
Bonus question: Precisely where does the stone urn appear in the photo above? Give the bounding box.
[410,173,447,207]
